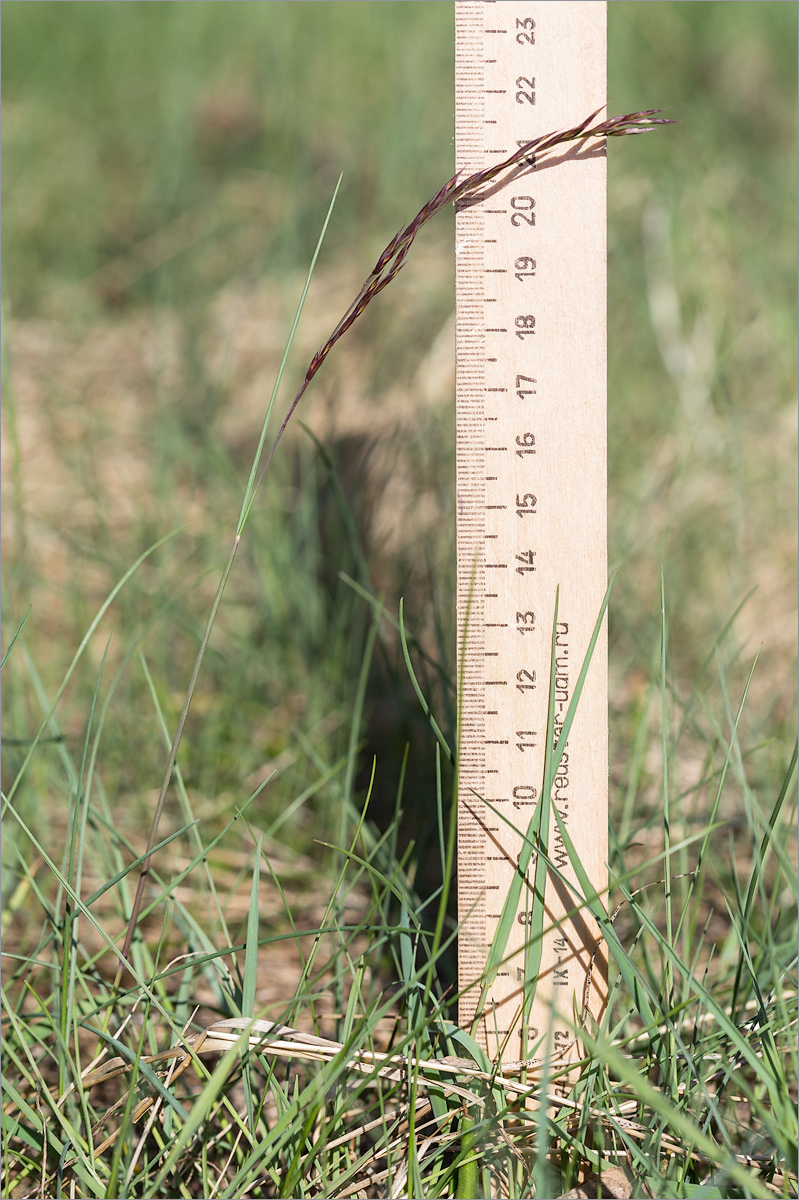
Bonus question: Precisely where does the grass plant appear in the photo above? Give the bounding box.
[2,4,796,1197]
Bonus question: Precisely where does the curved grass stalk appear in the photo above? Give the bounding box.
[119,106,672,983]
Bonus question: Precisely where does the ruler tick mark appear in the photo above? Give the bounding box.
[456,0,609,1061]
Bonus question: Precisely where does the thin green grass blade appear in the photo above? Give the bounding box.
[435,743,446,888]
[243,836,262,1021]
[2,795,183,1003]
[481,578,614,1016]
[107,1021,149,1194]
[742,738,798,930]
[1,1003,106,1196]
[677,587,757,730]
[399,597,454,766]
[721,894,795,1126]
[81,824,200,907]
[1,608,29,670]
[237,176,343,534]
[5,530,178,805]
[238,835,263,1134]
[148,1034,253,1193]
[521,589,560,1057]
[548,801,662,1042]
[122,184,344,963]
[261,755,346,840]
[342,611,379,823]
[578,1026,774,1199]
[339,570,453,691]
[455,1111,480,1199]
[426,715,460,991]
[620,886,782,1090]
[550,572,615,776]
[675,647,761,948]
[60,639,110,1086]
[299,422,370,584]
[660,573,677,1091]
[139,651,231,936]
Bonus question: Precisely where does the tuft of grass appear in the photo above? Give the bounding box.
[2,4,796,1197]
[2,618,796,1194]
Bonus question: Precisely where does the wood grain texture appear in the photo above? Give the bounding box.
[456,1,608,1079]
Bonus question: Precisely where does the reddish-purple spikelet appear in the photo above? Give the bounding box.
[254,108,673,487]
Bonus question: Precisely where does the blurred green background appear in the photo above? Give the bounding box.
[2,2,796,896]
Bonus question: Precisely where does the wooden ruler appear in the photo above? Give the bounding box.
[455,1,608,1084]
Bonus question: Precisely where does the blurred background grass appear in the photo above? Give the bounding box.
[2,1,796,917]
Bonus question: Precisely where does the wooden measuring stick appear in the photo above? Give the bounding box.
[455,1,608,1087]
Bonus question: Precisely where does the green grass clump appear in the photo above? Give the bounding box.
[2,3,797,1196]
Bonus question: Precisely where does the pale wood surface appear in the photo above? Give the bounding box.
[455,1,608,1078]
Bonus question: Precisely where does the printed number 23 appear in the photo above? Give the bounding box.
[516,18,535,45]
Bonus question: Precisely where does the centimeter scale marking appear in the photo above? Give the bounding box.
[455,1,608,1085]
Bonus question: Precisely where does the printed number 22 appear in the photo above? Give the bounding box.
[516,76,535,104]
